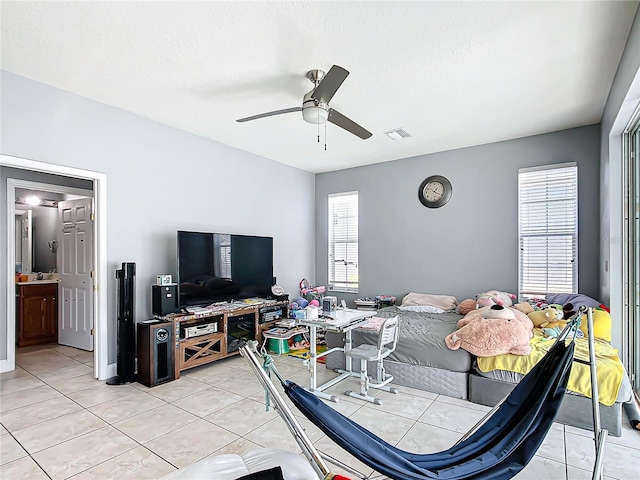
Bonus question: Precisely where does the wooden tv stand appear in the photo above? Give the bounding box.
[156,298,288,379]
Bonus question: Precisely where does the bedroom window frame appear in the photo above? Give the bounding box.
[328,191,359,293]
[518,163,578,299]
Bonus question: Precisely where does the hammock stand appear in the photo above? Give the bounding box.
[239,306,607,480]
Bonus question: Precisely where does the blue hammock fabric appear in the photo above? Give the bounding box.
[285,339,575,480]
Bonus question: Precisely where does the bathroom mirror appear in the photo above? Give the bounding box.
[15,209,32,274]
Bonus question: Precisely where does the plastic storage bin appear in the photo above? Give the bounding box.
[269,338,290,354]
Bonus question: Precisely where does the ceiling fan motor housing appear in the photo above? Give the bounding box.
[302,92,329,124]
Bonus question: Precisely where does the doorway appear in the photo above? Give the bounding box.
[1,154,108,380]
[14,184,94,352]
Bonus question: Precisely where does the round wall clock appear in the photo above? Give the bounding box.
[418,175,452,208]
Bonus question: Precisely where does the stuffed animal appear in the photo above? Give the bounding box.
[445,305,534,356]
[527,306,565,328]
[512,302,534,315]
[457,298,477,315]
[475,290,517,309]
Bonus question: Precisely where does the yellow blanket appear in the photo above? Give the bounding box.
[477,332,623,406]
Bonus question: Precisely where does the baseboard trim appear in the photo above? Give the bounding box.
[101,363,117,380]
[0,358,14,373]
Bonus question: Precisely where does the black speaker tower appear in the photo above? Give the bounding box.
[107,262,137,385]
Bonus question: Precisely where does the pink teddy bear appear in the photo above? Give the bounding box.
[475,290,517,309]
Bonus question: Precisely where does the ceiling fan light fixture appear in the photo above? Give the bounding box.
[302,106,329,124]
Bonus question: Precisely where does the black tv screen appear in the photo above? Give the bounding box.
[177,230,274,307]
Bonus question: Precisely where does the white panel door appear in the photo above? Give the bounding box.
[57,198,94,351]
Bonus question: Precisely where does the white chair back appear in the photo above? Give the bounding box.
[377,316,400,353]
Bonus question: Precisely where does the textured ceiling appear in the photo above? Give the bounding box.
[1,1,638,173]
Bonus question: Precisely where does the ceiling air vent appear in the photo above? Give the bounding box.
[384,128,412,140]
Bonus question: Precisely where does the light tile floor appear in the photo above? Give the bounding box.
[1,343,639,479]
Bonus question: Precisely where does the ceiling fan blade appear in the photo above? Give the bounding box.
[311,65,349,103]
[327,109,373,139]
[236,107,302,122]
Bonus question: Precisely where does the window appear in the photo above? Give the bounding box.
[518,163,578,298]
[328,191,358,292]
[622,106,640,395]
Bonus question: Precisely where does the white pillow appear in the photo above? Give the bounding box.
[398,305,445,314]
[401,292,458,311]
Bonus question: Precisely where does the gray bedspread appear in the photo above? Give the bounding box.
[326,306,472,372]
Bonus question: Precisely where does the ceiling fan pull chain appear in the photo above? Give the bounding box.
[325,121,327,151]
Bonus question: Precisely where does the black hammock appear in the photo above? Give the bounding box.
[283,336,575,480]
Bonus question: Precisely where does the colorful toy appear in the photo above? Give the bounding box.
[299,278,327,300]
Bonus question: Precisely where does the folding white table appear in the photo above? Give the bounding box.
[299,308,375,402]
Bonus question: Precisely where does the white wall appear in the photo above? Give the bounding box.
[0,70,315,364]
[600,6,640,351]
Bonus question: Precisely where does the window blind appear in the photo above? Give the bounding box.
[518,164,578,298]
[328,191,359,292]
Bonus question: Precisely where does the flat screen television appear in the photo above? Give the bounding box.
[177,230,274,307]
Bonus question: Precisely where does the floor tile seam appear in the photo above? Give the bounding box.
[412,417,478,435]
[600,436,640,452]
[0,377,48,394]
[1,389,67,413]
[32,368,97,385]
[63,444,176,479]
[87,397,172,425]
[202,408,278,437]
[357,404,420,425]
[0,429,30,462]
[13,409,109,455]
[430,397,492,413]
[22,454,53,479]
[133,443,182,470]
[0,401,85,433]
[32,432,142,479]
[0,369,39,382]
[16,358,86,372]
[143,377,211,402]
[83,387,161,409]
[359,404,429,422]
[165,389,246,413]
[113,411,200,444]
[52,390,127,410]
[41,376,104,397]
[181,435,244,463]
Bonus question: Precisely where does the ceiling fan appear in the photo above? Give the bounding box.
[236,65,372,139]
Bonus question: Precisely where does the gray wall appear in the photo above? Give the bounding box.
[599,6,640,350]
[316,125,601,306]
[1,70,315,364]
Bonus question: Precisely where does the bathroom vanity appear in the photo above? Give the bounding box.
[16,280,59,347]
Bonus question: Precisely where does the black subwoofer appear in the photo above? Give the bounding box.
[137,320,175,387]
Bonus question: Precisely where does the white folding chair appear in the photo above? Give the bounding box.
[345,315,400,405]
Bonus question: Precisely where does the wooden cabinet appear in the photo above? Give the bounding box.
[17,283,58,347]
[165,300,288,379]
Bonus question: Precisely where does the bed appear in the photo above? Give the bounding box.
[324,304,632,437]
[324,305,472,399]
[469,331,633,437]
